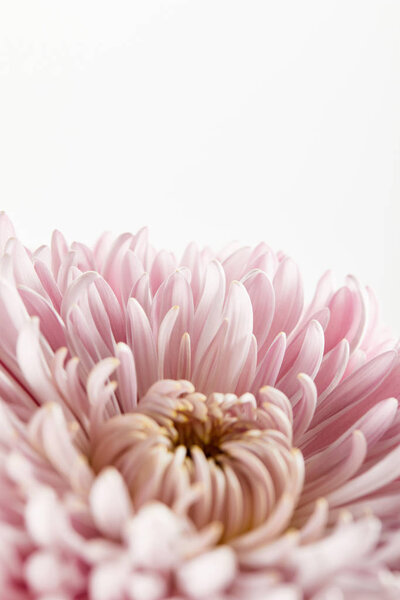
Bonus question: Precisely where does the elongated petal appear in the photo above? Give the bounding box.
[277,320,324,398]
[115,343,137,412]
[126,298,158,398]
[327,444,400,507]
[242,269,275,350]
[266,257,303,344]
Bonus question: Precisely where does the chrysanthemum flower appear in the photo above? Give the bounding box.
[0,211,400,599]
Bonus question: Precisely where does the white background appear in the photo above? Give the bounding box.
[1,1,399,332]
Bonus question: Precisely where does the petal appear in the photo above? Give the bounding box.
[51,229,69,278]
[213,280,253,392]
[252,332,287,392]
[177,546,236,599]
[25,487,83,550]
[18,285,66,351]
[277,320,324,398]
[29,403,94,493]
[34,258,62,312]
[126,298,158,398]
[293,374,317,443]
[300,270,335,325]
[11,239,45,295]
[180,241,204,307]
[120,249,144,305]
[299,430,367,506]
[115,343,137,412]
[149,249,176,295]
[89,558,130,600]
[238,530,299,568]
[222,246,252,282]
[177,332,191,381]
[235,334,257,395]
[126,503,188,570]
[102,232,134,285]
[87,357,120,429]
[290,517,381,590]
[89,467,133,539]
[312,350,397,427]
[314,339,350,402]
[16,318,61,405]
[241,269,275,350]
[266,257,303,344]
[60,271,99,323]
[323,286,355,353]
[157,305,180,379]
[327,444,400,507]
[193,259,225,367]
[299,498,329,543]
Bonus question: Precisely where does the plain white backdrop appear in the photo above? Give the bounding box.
[1,1,399,331]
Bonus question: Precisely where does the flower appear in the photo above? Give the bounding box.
[0,211,400,599]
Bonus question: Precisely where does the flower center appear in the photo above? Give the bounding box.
[91,380,304,543]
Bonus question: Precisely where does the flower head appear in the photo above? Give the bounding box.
[0,211,400,599]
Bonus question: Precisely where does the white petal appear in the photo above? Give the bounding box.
[177,546,236,599]
[90,468,133,539]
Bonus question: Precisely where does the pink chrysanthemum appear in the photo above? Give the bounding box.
[1,211,400,599]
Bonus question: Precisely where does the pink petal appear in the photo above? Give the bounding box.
[115,343,137,412]
[126,298,158,398]
[241,269,275,350]
[266,257,303,345]
[252,332,287,392]
[327,444,400,507]
[312,350,397,427]
[193,259,225,367]
[277,320,324,398]
[314,339,350,402]
[293,374,317,443]
[18,286,66,351]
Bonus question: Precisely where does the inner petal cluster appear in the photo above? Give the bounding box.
[91,380,304,542]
